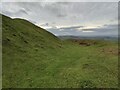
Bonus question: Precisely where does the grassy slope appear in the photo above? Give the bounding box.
[2,15,118,88]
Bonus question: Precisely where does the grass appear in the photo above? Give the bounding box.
[2,14,118,88]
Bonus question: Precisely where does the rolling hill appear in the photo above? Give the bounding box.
[2,14,118,88]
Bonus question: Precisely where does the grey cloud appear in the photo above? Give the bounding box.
[83,24,118,32]
[40,23,58,29]
[60,26,84,30]
[82,24,118,32]
[47,24,118,36]
[40,23,49,26]
[19,9,28,15]
[103,24,118,28]
[1,2,118,36]
[57,14,67,17]
[28,19,37,24]
[1,0,120,2]
[82,29,95,31]
[2,2,117,25]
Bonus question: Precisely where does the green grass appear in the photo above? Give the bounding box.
[2,14,118,88]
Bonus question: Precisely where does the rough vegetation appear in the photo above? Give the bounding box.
[2,14,118,88]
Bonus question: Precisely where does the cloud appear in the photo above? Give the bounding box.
[82,29,96,31]
[82,31,94,33]
[60,25,84,30]
[2,2,117,25]
[47,24,118,36]
[1,0,119,2]
[1,2,118,36]
[19,9,28,15]
[57,14,67,17]
[40,23,49,26]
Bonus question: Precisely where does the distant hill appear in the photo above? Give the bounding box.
[58,35,118,41]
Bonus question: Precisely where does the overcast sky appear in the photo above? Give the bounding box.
[1,2,118,36]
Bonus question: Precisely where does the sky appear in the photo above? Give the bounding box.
[0,1,118,36]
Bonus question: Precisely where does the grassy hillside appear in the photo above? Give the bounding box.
[2,15,118,88]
